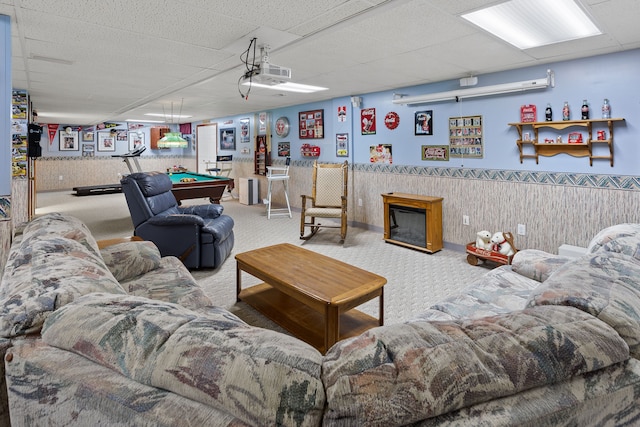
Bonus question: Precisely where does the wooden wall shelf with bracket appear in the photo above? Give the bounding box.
[509,118,625,166]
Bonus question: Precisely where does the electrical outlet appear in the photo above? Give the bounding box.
[517,224,526,235]
[358,198,363,207]
[463,215,470,226]
[58,175,63,181]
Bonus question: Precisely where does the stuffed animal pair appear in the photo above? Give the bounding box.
[475,230,516,256]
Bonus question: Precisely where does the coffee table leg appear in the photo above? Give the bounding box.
[236,263,242,302]
[326,305,339,352]
[379,288,384,326]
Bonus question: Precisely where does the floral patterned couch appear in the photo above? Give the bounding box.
[2,213,640,426]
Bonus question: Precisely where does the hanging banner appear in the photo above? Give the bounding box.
[361,108,376,135]
[47,124,59,145]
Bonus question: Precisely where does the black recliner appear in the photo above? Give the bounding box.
[121,171,234,269]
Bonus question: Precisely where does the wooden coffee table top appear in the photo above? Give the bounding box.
[235,243,387,352]
[235,243,386,307]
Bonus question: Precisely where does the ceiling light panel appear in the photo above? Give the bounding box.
[462,0,602,49]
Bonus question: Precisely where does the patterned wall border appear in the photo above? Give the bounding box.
[37,155,195,161]
[352,163,640,191]
[40,156,640,191]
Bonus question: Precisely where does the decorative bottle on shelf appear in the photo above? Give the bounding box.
[602,99,611,119]
[545,103,553,121]
[581,100,589,120]
[562,101,570,121]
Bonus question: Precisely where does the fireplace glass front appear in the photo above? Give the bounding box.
[388,204,426,248]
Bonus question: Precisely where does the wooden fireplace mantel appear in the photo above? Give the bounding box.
[381,192,443,253]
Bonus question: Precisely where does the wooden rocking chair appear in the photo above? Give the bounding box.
[300,160,348,242]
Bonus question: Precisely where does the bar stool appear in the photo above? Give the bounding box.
[264,157,291,219]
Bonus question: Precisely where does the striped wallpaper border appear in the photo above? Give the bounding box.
[37,156,640,191]
[352,163,640,191]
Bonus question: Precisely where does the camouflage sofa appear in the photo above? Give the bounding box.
[2,213,640,426]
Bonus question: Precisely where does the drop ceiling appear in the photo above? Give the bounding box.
[2,0,638,125]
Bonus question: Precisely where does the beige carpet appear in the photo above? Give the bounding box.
[36,190,485,330]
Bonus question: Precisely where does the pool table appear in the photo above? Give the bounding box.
[167,171,234,204]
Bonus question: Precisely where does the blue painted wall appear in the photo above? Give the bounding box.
[1,15,10,196]
[209,49,639,176]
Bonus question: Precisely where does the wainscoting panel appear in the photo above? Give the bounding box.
[32,157,640,254]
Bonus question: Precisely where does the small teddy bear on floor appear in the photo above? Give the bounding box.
[475,230,492,250]
[490,231,516,256]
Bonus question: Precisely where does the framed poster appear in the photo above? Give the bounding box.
[128,131,145,151]
[82,130,94,142]
[220,128,236,150]
[97,131,116,152]
[299,109,324,139]
[336,133,349,157]
[59,130,79,151]
[415,110,433,135]
[421,145,449,161]
[449,115,483,158]
[240,118,250,143]
[361,108,376,135]
[369,144,392,164]
[82,144,95,157]
[277,142,290,157]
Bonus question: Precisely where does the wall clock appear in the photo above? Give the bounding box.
[275,116,290,138]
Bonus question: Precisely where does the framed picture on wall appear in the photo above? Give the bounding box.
[59,129,79,151]
[97,131,116,152]
[336,133,349,157]
[299,109,324,139]
[82,131,94,142]
[220,128,236,150]
[415,110,433,135]
[128,131,145,151]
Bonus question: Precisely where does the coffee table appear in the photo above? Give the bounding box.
[236,243,386,353]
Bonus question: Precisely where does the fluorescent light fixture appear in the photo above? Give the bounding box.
[126,119,165,123]
[241,78,328,94]
[144,113,192,119]
[392,70,554,106]
[462,0,601,49]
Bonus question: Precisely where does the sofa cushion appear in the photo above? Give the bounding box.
[528,251,640,358]
[119,256,213,310]
[0,236,126,337]
[41,294,325,427]
[511,249,574,283]
[100,241,162,282]
[414,265,539,322]
[322,305,628,426]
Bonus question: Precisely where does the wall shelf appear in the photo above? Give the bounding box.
[509,118,625,166]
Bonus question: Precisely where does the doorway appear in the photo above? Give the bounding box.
[196,123,218,174]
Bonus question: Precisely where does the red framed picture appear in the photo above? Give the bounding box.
[299,109,324,139]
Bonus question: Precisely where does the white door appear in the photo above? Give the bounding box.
[196,123,217,174]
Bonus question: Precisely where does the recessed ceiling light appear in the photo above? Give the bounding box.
[462,0,601,49]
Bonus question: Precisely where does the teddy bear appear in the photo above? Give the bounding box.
[490,231,516,256]
[475,230,492,250]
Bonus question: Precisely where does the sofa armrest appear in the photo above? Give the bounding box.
[147,214,204,227]
[179,204,223,219]
[511,249,574,283]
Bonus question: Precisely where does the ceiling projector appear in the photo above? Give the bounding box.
[242,62,292,85]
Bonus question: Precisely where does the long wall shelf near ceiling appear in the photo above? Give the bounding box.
[509,118,625,166]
